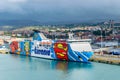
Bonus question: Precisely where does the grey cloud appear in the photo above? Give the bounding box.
[0,0,120,23]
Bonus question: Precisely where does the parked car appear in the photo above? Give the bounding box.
[109,49,120,55]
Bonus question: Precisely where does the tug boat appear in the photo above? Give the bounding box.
[10,30,94,62]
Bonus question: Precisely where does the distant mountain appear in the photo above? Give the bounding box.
[0,20,41,31]
[0,19,98,27]
[0,19,120,31]
[96,21,120,26]
[0,20,42,26]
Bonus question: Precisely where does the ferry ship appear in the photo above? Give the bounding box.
[10,30,94,62]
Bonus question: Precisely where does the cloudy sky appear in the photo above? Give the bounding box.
[0,0,120,24]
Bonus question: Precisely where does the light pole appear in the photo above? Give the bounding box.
[100,26,103,55]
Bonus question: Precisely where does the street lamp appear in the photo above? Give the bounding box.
[100,26,103,55]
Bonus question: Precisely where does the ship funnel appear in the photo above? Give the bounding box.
[33,30,47,41]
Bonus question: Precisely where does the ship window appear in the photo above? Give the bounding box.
[39,44,41,46]
[78,56,81,58]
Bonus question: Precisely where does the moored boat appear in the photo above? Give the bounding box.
[10,30,94,62]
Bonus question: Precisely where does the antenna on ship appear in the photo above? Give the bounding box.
[112,20,115,40]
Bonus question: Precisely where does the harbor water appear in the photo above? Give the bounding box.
[0,54,120,80]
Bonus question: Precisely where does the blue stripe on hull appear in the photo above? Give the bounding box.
[68,44,80,62]
[50,47,57,59]
[82,51,94,58]
[75,51,88,62]
[68,44,93,62]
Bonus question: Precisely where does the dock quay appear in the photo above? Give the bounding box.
[89,54,120,65]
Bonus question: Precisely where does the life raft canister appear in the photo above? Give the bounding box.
[54,40,68,61]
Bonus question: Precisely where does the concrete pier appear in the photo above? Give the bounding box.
[89,54,120,65]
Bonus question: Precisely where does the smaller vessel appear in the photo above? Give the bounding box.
[0,45,9,54]
[10,30,94,62]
